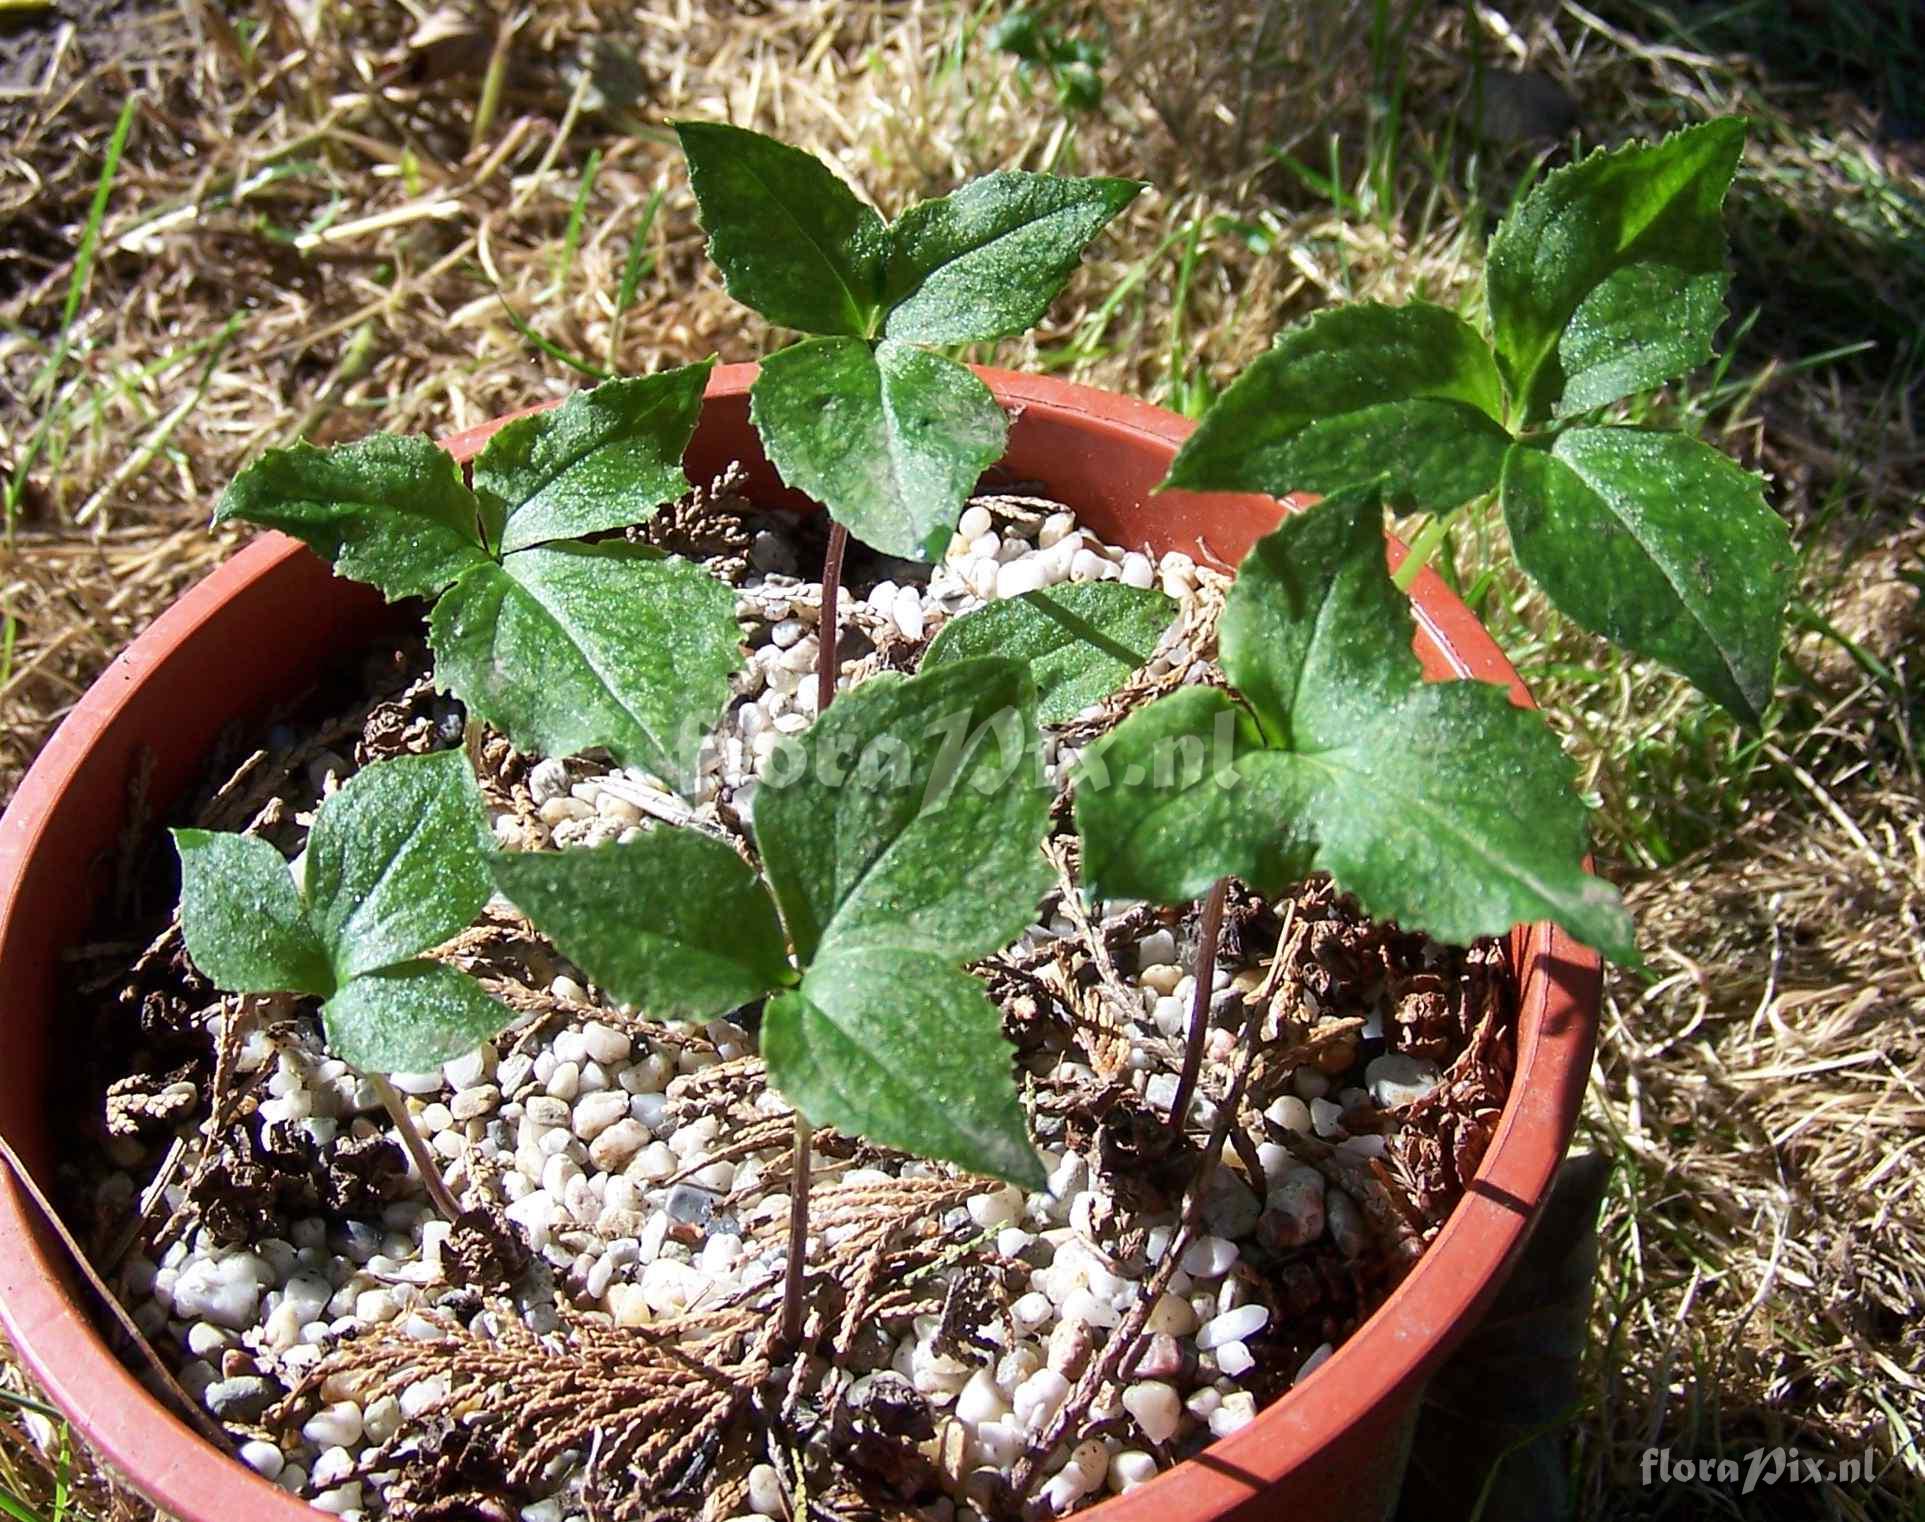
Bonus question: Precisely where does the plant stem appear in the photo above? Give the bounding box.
[816,519,849,716]
[1392,512,1451,592]
[779,1109,813,1350]
[778,516,847,1355]
[372,1074,465,1222]
[1168,874,1228,1133]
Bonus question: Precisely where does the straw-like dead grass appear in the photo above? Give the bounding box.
[2,1,1921,1518]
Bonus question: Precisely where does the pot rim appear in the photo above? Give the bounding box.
[0,362,1599,1522]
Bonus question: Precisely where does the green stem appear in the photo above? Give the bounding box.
[1392,512,1451,593]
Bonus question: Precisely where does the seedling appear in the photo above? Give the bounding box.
[1086,119,1785,1127]
[674,122,1140,1327]
[213,360,742,794]
[675,121,1143,721]
[1169,119,1789,730]
[489,655,1055,1340]
[172,750,507,1218]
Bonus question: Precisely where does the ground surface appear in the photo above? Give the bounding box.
[0,2,1919,1519]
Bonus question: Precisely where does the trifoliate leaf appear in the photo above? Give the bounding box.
[1162,303,1512,507]
[322,959,515,1074]
[749,336,1008,561]
[1074,490,1637,963]
[302,749,493,981]
[922,582,1177,724]
[475,360,714,553]
[675,121,887,336]
[755,656,1051,965]
[428,542,743,792]
[173,829,334,996]
[764,949,1045,1188]
[1500,428,1790,729]
[882,171,1144,343]
[489,831,793,1023]
[1487,118,1746,422]
[213,434,487,601]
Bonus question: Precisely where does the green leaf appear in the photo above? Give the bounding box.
[755,656,1051,965]
[173,829,334,996]
[922,582,1177,724]
[303,750,493,981]
[675,121,887,336]
[1163,303,1513,507]
[764,949,1044,1188]
[213,434,487,601]
[322,959,515,1074]
[882,171,1144,343]
[1075,686,1305,906]
[475,361,714,554]
[1215,483,1419,743]
[749,337,1008,561]
[489,831,792,1023]
[428,542,743,789]
[1487,119,1746,422]
[1305,679,1635,960]
[1500,428,1790,728]
[1075,493,1638,962]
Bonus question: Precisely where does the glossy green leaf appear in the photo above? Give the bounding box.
[322,959,515,1074]
[1487,119,1746,422]
[1212,487,1414,743]
[923,582,1177,724]
[213,434,487,601]
[749,337,1008,561]
[755,656,1051,965]
[489,831,792,1022]
[303,749,493,981]
[1501,428,1790,728]
[764,949,1045,1188]
[1075,493,1637,962]
[475,361,714,554]
[675,121,886,336]
[882,171,1144,343]
[428,542,743,790]
[173,829,334,996]
[1163,303,1512,507]
[1075,686,1305,906]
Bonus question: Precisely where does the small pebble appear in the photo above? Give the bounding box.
[746,1463,784,1516]
[1208,1391,1258,1437]
[239,1439,285,1480]
[1197,1303,1269,1351]
[1121,1381,1181,1444]
[1365,1051,1442,1108]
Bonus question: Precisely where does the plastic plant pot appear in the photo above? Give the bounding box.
[0,363,1601,1522]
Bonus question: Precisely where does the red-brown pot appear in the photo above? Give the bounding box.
[0,365,1600,1522]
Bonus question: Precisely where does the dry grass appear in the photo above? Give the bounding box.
[1,0,1921,1518]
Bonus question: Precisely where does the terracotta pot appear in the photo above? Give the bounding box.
[0,364,1600,1522]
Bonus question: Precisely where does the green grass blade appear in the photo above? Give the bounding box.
[554,147,603,287]
[6,93,138,540]
[494,289,612,381]
[0,1485,48,1522]
[607,185,666,371]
